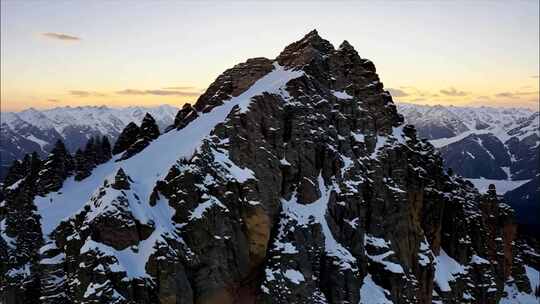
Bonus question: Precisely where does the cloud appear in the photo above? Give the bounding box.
[161,86,198,90]
[495,90,538,99]
[69,90,106,97]
[396,86,440,99]
[116,88,201,97]
[531,75,539,79]
[42,32,81,41]
[48,99,60,103]
[495,92,518,98]
[439,87,469,97]
[387,88,409,97]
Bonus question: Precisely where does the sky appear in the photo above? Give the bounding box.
[1,0,539,112]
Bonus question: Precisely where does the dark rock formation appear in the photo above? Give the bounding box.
[112,122,141,155]
[99,136,113,164]
[36,140,73,195]
[115,114,161,161]
[171,103,199,131]
[140,113,160,140]
[73,148,92,181]
[194,57,274,113]
[72,136,113,181]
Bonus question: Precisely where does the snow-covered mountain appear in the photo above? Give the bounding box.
[1,31,538,304]
[0,105,178,180]
[397,103,538,142]
[398,103,539,181]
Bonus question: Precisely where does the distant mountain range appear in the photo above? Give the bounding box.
[0,105,178,180]
[398,103,539,234]
[398,104,538,179]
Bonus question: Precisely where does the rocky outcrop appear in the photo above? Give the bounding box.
[1,30,538,304]
[114,113,161,161]
[170,103,199,131]
[140,113,160,140]
[112,122,141,155]
[194,57,274,113]
[36,140,74,195]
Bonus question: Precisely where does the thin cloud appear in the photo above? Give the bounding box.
[495,90,539,99]
[42,32,81,41]
[161,86,198,90]
[69,90,106,97]
[48,99,60,103]
[477,95,491,100]
[397,86,439,99]
[116,89,201,97]
[387,88,409,97]
[439,87,469,97]
[495,92,518,98]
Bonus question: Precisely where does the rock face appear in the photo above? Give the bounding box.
[170,103,198,131]
[140,114,161,140]
[112,122,141,155]
[1,31,539,304]
[113,113,162,161]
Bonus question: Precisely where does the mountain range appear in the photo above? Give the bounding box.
[0,105,178,180]
[398,103,538,180]
[1,31,538,303]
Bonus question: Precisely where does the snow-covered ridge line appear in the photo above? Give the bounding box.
[1,105,179,134]
[34,62,304,240]
[397,102,538,113]
[397,102,539,145]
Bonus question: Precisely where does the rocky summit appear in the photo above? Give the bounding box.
[1,31,538,304]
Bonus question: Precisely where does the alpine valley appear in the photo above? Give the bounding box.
[1,31,539,304]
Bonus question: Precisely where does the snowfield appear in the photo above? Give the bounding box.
[465,178,531,194]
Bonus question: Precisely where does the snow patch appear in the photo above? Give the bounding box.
[466,178,530,194]
[434,249,466,292]
[280,174,357,270]
[359,274,393,304]
[332,90,354,100]
[284,269,305,284]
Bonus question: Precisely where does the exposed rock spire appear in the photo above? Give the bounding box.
[112,122,140,155]
[140,113,160,140]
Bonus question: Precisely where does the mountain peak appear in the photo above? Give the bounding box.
[276,29,335,67]
[303,29,322,40]
[338,40,354,51]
